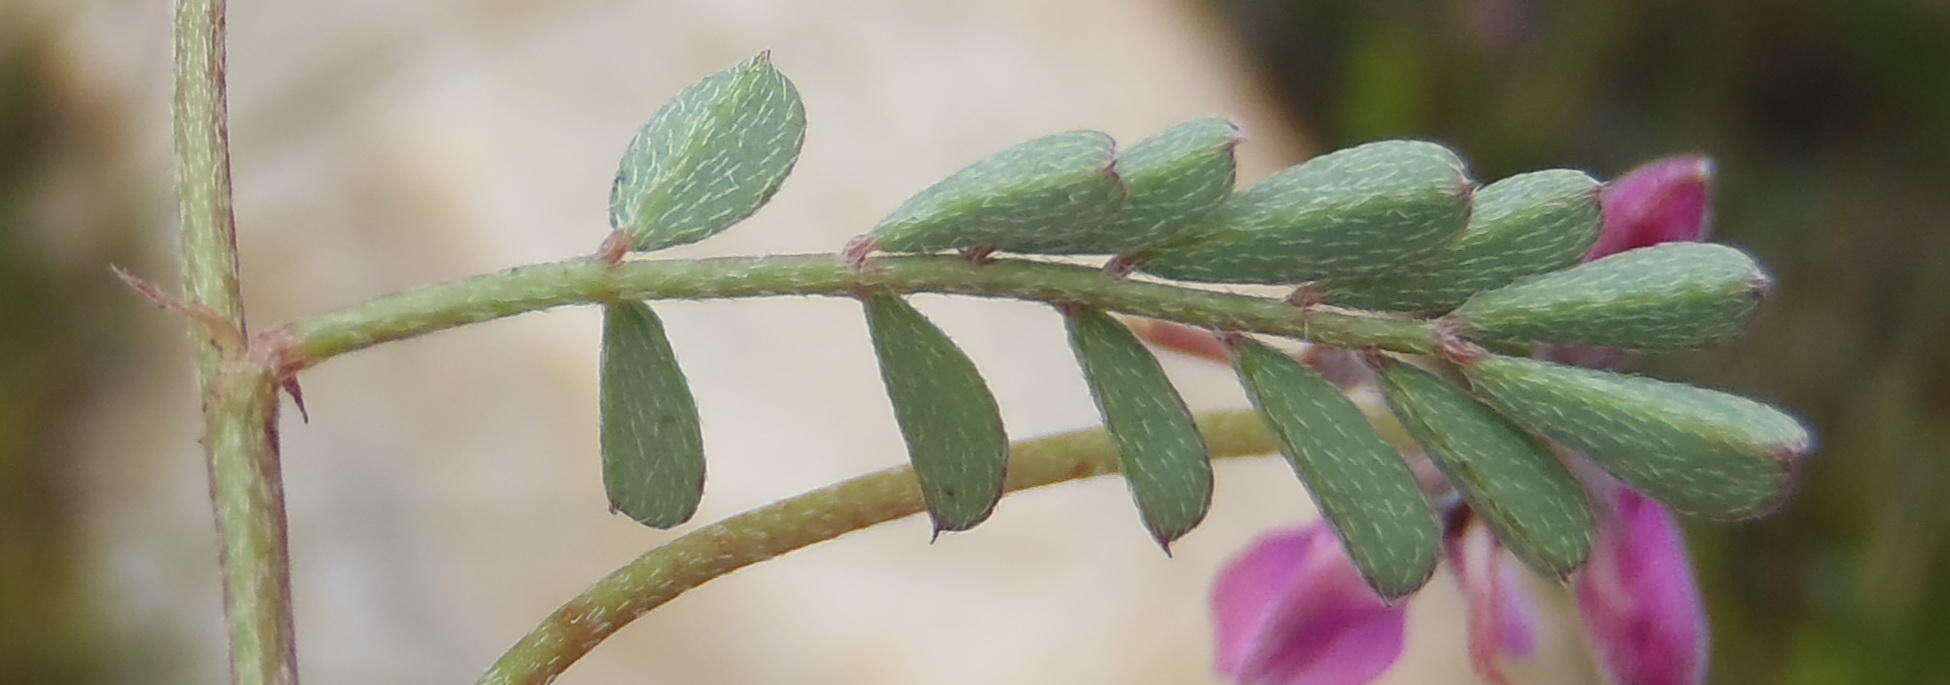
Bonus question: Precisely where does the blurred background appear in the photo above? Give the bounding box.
[2,0,1945,682]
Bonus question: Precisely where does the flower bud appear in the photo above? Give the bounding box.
[1588,156,1714,260]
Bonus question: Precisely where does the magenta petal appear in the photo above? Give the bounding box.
[1213,528,1316,675]
[1446,521,1541,684]
[1575,488,1709,685]
[1494,557,1538,659]
[1212,524,1407,684]
[1587,156,1714,260]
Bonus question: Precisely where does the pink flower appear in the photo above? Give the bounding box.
[1211,497,1707,685]
[1587,156,1714,260]
[1211,525,1407,684]
[1210,519,1540,685]
[1575,486,1708,685]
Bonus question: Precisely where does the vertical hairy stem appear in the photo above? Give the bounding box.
[173,0,244,341]
[174,0,299,682]
[201,364,297,684]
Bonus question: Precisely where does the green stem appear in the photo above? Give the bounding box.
[478,410,1278,685]
[282,254,1437,370]
[173,0,245,338]
[202,364,298,684]
[173,0,298,682]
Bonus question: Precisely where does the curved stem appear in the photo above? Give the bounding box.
[280,254,1437,371]
[173,0,299,682]
[477,410,1277,685]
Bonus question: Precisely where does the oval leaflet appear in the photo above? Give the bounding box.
[1063,305,1213,550]
[1229,336,1441,600]
[1137,139,1474,284]
[1027,117,1241,254]
[1458,352,1808,520]
[1316,169,1602,313]
[609,52,807,252]
[600,300,707,528]
[862,293,1011,534]
[1371,355,1595,578]
[868,130,1127,254]
[1449,242,1770,350]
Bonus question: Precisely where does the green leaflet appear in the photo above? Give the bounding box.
[1062,305,1213,550]
[1024,117,1241,254]
[1449,242,1770,350]
[609,53,807,251]
[869,131,1128,253]
[1229,337,1440,600]
[600,301,706,528]
[862,293,1010,533]
[1317,169,1603,313]
[1136,140,1473,284]
[1371,356,1594,578]
[1460,353,1809,520]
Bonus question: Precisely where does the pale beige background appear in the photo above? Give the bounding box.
[26,0,1588,681]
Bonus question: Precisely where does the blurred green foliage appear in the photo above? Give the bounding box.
[0,31,148,684]
[1207,0,1950,681]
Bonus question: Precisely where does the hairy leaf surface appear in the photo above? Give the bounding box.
[1450,242,1769,350]
[600,301,706,528]
[1025,117,1240,254]
[1461,353,1808,519]
[863,293,1010,533]
[1372,356,1594,578]
[1318,169,1602,312]
[1137,140,1472,283]
[609,53,806,251]
[1064,306,1213,549]
[1230,337,1440,600]
[870,131,1127,253]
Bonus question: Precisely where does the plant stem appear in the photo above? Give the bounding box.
[174,0,299,682]
[478,410,1278,685]
[282,254,1437,371]
[202,364,298,684]
[173,0,244,339]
